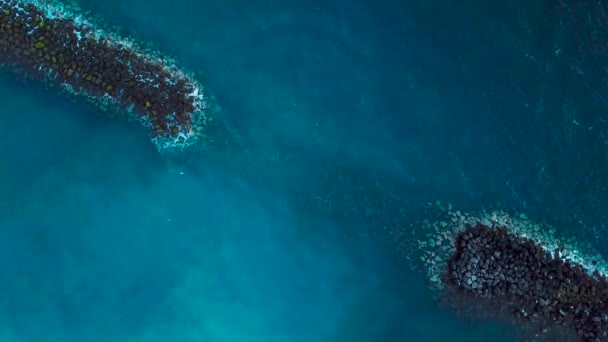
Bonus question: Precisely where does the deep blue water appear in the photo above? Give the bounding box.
[1,0,607,341]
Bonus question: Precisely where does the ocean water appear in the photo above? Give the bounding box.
[1,0,607,341]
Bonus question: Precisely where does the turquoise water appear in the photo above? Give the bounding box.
[1,0,607,341]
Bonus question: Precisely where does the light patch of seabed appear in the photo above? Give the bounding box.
[0,147,383,342]
[120,187,374,342]
[402,202,608,292]
[0,327,20,342]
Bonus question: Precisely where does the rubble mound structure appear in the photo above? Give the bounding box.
[413,207,608,341]
[0,0,211,151]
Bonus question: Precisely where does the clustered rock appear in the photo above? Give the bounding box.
[446,223,608,341]
[0,0,198,137]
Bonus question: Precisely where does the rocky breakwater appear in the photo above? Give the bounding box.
[0,0,212,151]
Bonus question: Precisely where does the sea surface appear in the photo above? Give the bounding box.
[0,0,606,341]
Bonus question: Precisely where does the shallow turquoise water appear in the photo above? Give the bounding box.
[0,1,475,340]
[2,0,607,341]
